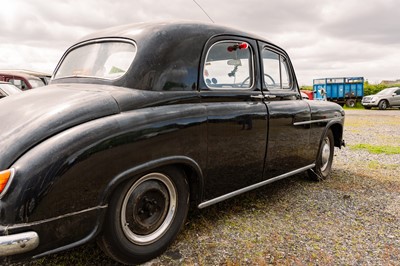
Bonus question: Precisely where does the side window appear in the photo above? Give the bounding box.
[280,57,290,88]
[9,79,29,90]
[262,48,292,90]
[396,89,400,95]
[204,41,253,89]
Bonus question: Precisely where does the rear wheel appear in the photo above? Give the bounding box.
[346,99,356,108]
[378,100,388,110]
[308,129,334,181]
[98,167,189,265]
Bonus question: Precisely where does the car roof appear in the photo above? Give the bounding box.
[0,69,51,77]
[53,21,287,91]
[0,71,44,80]
[79,21,272,47]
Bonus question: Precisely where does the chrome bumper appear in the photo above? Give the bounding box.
[0,231,39,256]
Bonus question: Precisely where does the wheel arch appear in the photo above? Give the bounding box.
[99,156,204,209]
[379,99,389,108]
[327,122,343,148]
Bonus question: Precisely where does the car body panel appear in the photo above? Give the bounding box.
[0,82,22,98]
[0,84,121,170]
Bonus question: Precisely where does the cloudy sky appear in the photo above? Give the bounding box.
[0,0,398,85]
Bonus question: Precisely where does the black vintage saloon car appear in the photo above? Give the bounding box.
[0,22,345,264]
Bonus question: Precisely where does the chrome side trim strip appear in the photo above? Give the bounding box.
[0,231,39,256]
[1,205,107,231]
[198,164,315,209]
[293,118,341,126]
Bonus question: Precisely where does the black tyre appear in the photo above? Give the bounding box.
[346,99,356,108]
[308,129,334,181]
[378,100,388,110]
[98,167,189,265]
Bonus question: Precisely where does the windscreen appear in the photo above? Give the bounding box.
[0,84,21,95]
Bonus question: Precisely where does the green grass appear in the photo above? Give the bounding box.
[343,102,364,110]
[350,144,400,155]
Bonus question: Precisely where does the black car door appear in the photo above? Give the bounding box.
[199,37,269,204]
[259,42,314,179]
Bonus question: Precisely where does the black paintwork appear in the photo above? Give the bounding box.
[0,21,344,262]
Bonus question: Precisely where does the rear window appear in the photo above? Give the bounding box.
[54,40,137,80]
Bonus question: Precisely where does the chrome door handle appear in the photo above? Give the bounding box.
[250,95,265,99]
[264,95,276,99]
[250,94,277,99]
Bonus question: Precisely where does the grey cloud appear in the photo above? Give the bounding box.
[0,0,398,83]
[319,0,400,45]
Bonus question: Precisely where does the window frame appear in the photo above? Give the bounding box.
[261,45,294,91]
[202,39,256,91]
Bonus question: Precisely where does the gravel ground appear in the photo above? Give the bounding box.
[11,109,400,266]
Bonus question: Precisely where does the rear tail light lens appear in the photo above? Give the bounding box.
[0,168,14,198]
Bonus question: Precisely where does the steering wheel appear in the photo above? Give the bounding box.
[263,74,275,87]
[240,74,276,88]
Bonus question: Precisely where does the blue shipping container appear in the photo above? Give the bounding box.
[313,77,364,107]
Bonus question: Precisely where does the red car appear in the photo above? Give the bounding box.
[0,70,50,91]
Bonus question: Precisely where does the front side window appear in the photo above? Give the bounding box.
[54,40,137,80]
[204,41,253,89]
[262,48,292,90]
[28,79,45,88]
[377,89,394,96]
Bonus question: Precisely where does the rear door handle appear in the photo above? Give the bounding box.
[250,94,276,99]
[265,95,276,99]
[250,94,265,99]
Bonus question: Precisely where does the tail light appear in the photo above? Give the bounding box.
[0,168,15,198]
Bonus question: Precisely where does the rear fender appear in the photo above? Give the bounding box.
[99,156,204,209]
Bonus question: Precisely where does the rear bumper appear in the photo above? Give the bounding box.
[0,231,39,256]
[0,205,106,262]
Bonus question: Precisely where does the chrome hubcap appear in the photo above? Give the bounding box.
[320,137,331,172]
[121,173,177,245]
